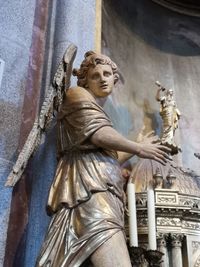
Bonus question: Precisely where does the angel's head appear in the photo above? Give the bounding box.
[73,51,119,98]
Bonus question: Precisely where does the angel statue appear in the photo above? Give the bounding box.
[156,81,181,155]
[6,45,171,267]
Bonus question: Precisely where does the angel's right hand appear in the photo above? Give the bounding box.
[136,142,171,165]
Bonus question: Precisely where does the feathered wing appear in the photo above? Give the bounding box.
[5,44,77,187]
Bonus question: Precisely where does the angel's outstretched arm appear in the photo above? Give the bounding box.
[117,131,160,164]
[90,126,171,165]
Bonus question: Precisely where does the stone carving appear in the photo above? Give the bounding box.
[194,257,200,267]
[166,169,177,189]
[7,48,171,267]
[179,198,194,207]
[191,241,200,267]
[138,218,148,227]
[179,197,200,209]
[192,241,200,252]
[182,221,200,231]
[170,233,184,267]
[157,218,200,230]
[153,168,163,189]
[157,232,169,246]
[157,238,167,247]
[170,233,184,248]
[136,195,147,207]
[157,217,181,226]
[155,81,181,155]
[157,195,177,204]
[157,233,170,267]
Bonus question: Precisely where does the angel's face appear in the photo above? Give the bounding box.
[86,64,114,98]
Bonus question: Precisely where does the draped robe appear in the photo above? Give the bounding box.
[36,87,126,267]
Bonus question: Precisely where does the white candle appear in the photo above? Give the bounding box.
[147,188,157,250]
[127,183,138,247]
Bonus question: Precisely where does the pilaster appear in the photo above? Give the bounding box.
[171,233,184,267]
[157,233,170,267]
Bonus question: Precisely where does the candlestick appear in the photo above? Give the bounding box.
[147,188,157,250]
[144,249,164,267]
[128,246,144,265]
[127,183,138,247]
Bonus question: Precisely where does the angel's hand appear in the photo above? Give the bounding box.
[137,142,171,165]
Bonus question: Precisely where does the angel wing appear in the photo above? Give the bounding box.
[5,44,77,187]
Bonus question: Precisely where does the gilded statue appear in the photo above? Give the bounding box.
[6,46,171,267]
[156,81,181,154]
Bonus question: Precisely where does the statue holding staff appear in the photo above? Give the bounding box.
[155,81,181,155]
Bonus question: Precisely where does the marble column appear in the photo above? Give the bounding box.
[157,233,169,267]
[171,234,184,267]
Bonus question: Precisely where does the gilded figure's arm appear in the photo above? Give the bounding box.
[155,81,166,103]
[156,88,166,102]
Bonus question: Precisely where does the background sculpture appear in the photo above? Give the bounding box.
[155,81,181,154]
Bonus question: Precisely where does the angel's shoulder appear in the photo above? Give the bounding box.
[64,86,94,104]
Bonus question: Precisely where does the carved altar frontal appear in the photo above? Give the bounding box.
[126,187,200,267]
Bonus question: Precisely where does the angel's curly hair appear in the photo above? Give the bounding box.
[72,51,119,88]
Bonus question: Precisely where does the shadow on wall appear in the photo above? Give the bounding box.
[104,0,200,56]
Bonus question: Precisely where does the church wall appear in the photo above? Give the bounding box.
[102,1,200,266]
[102,0,200,173]
[0,0,38,265]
